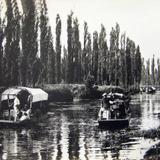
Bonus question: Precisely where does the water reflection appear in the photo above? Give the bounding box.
[139,93,160,130]
[1,129,33,160]
[0,94,160,159]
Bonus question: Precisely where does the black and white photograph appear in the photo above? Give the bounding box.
[0,0,160,159]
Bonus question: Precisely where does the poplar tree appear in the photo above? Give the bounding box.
[83,22,88,79]
[83,22,92,80]
[125,38,132,87]
[157,59,160,86]
[40,3,55,85]
[12,1,21,86]
[119,33,126,87]
[61,46,68,82]
[93,31,99,82]
[135,45,141,85]
[114,23,120,85]
[55,14,61,83]
[109,27,116,84]
[72,18,81,82]
[21,0,38,86]
[151,54,155,85]
[130,40,136,85]
[32,57,42,87]
[47,27,56,84]
[98,24,108,84]
[146,59,150,86]
[4,0,14,86]
[67,11,73,83]
[141,58,147,85]
[40,9,49,84]
[5,0,20,86]
[86,33,92,77]
[0,16,4,86]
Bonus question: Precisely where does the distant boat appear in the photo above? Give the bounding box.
[0,86,48,128]
[140,86,146,93]
[145,86,156,94]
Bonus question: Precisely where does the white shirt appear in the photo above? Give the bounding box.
[13,97,20,113]
[14,97,20,105]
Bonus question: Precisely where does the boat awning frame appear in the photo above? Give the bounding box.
[1,87,48,103]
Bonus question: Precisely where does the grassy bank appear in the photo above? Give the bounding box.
[42,84,120,102]
[42,84,74,102]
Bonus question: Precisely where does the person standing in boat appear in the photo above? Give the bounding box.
[27,95,32,109]
[99,93,111,119]
[102,93,111,108]
[13,95,20,121]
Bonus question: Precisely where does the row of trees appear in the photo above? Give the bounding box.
[0,0,142,88]
[61,12,142,89]
[0,0,55,86]
[141,55,160,87]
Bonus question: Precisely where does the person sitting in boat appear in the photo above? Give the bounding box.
[109,94,129,119]
[107,92,123,119]
[19,104,31,121]
[19,112,30,121]
[13,95,20,122]
[98,105,105,119]
[106,92,118,118]
[98,106,111,120]
[109,99,119,119]
[116,99,125,118]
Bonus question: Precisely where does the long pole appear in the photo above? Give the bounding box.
[7,94,11,120]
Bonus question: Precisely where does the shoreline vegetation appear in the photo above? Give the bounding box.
[0,84,139,103]
[42,83,139,102]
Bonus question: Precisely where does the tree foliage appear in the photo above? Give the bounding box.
[21,0,38,86]
[5,0,20,86]
[0,16,4,86]
[0,2,145,89]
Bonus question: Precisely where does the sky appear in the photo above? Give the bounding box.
[46,0,160,60]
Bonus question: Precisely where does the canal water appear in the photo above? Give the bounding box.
[0,92,160,160]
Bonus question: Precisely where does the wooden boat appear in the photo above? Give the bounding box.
[145,86,156,94]
[98,93,131,129]
[0,86,48,128]
[98,117,129,129]
[0,119,33,128]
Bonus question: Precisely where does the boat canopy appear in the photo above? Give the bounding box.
[1,87,48,103]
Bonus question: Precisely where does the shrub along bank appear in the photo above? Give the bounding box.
[42,84,74,102]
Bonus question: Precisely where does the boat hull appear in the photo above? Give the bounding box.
[0,119,33,128]
[98,118,129,129]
